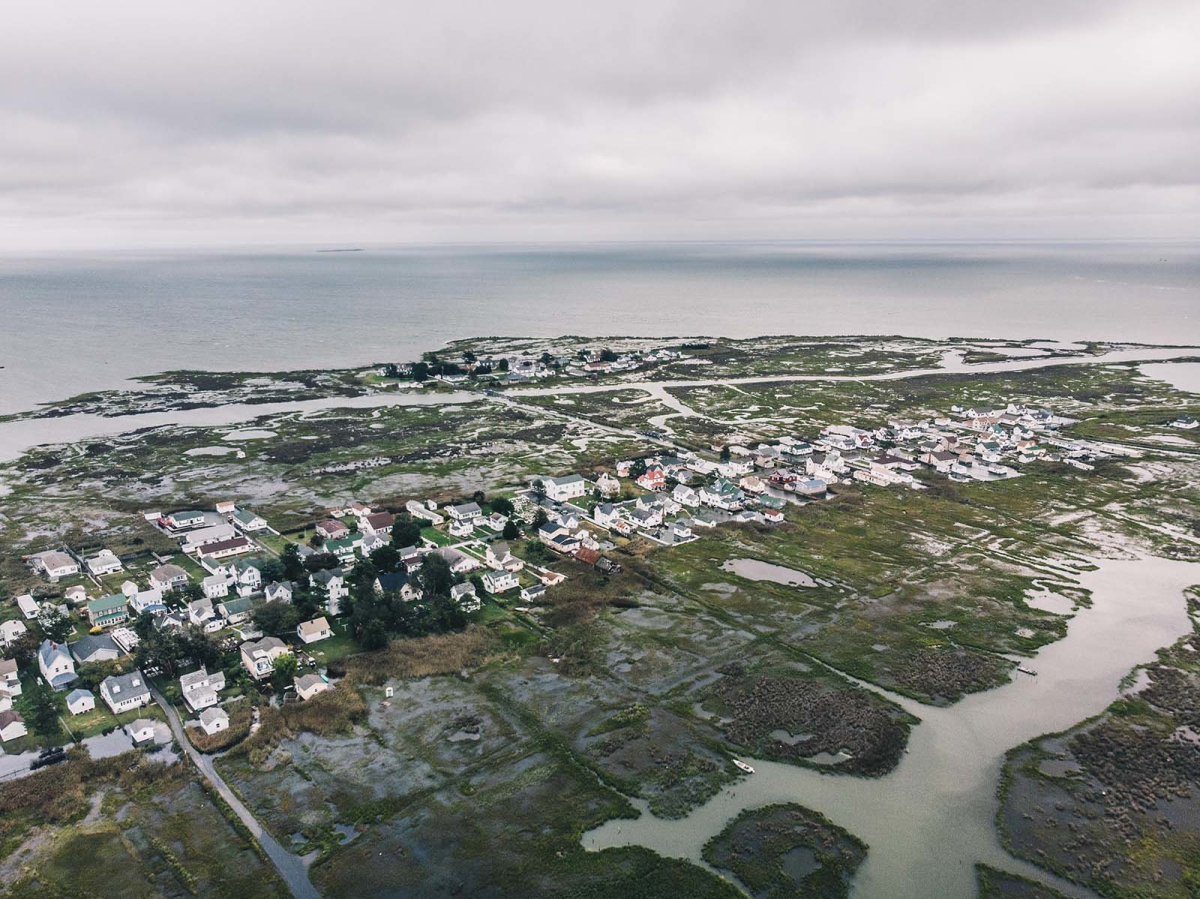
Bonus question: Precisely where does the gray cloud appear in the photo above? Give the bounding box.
[1,0,1197,248]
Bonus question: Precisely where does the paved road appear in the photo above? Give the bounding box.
[154,690,321,899]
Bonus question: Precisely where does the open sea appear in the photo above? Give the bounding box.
[1,241,1197,416]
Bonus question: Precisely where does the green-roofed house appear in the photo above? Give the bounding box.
[231,509,269,532]
[217,596,255,625]
[87,593,130,628]
[324,537,359,565]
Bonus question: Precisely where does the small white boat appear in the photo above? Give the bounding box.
[1017,666,1037,676]
[733,759,755,774]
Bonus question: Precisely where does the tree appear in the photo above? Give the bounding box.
[179,582,205,603]
[39,609,72,643]
[720,445,731,462]
[253,602,300,637]
[412,361,429,382]
[304,552,341,572]
[416,553,454,599]
[391,513,423,549]
[497,358,509,372]
[370,544,401,573]
[599,348,619,362]
[630,458,648,478]
[24,684,61,738]
[271,653,297,692]
[532,508,549,529]
[280,542,306,581]
[532,479,546,502]
[491,497,514,517]
[463,350,476,363]
[360,618,389,651]
[472,490,486,506]
[258,556,285,584]
[502,519,520,540]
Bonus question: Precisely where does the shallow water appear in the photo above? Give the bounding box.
[721,558,817,587]
[584,555,1200,899]
[1141,362,1200,394]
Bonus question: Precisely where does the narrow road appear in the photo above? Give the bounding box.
[153,690,321,899]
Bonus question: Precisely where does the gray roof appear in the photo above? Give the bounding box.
[66,688,94,705]
[69,634,120,663]
[296,673,327,691]
[199,706,228,726]
[452,502,481,515]
[38,639,72,669]
[311,567,344,585]
[102,671,150,702]
[547,474,584,485]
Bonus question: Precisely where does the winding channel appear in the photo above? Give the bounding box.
[583,555,1200,899]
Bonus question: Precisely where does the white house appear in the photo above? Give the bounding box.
[165,510,207,530]
[38,640,77,690]
[181,522,237,554]
[66,688,95,715]
[232,509,269,532]
[672,484,700,507]
[592,503,620,528]
[520,583,546,602]
[125,719,157,743]
[199,706,229,735]
[240,636,289,680]
[149,564,188,591]
[485,542,523,572]
[217,597,254,625]
[542,474,587,503]
[16,594,40,619]
[1,658,23,698]
[100,671,151,714]
[180,666,226,712]
[264,581,293,603]
[188,598,217,627]
[297,617,333,644]
[311,568,348,616]
[448,519,474,538]
[0,710,28,742]
[37,551,80,581]
[447,502,482,523]
[451,582,480,612]
[596,472,621,498]
[295,673,332,701]
[86,549,124,577]
[1,619,29,648]
[482,570,519,595]
[440,547,481,574]
[201,575,229,601]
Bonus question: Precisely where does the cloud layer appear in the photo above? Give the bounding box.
[2,1,1198,248]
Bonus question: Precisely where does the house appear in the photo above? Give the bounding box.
[323,537,359,566]
[100,671,150,713]
[232,509,269,532]
[165,510,207,530]
[597,472,621,497]
[197,536,254,562]
[180,666,226,712]
[596,556,622,575]
[448,519,474,538]
[361,532,387,555]
[0,620,29,647]
[297,617,333,644]
[700,478,745,511]
[630,506,664,529]
[520,583,546,602]
[86,549,124,576]
[125,719,157,743]
[36,551,80,581]
[485,542,523,571]
[795,478,829,497]
[295,673,332,701]
[440,547,481,574]
[405,500,444,525]
[69,634,120,665]
[0,658,21,698]
[447,502,482,523]
[482,570,519,595]
[128,587,166,616]
[450,582,480,612]
[636,468,666,491]
[86,593,130,628]
[397,545,425,569]
[362,512,395,536]
[188,597,217,627]
[592,503,620,528]
[673,520,694,541]
[265,581,293,603]
[484,511,509,531]
[181,523,237,554]
[38,640,77,690]
[575,546,601,566]
[149,564,188,591]
[218,597,254,625]
[199,706,229,735]
[66,688,95,715]
[672,484,700,507]
[202,574,230,600]
[0,710,27,742]
[229,561,262,596]
[542,474,587,502]
[215,500,237,515]
[316,519,350,540]
[240,636,289,680]
[311,568,348,616]
[64,584,88,604]
[16,594,40,619]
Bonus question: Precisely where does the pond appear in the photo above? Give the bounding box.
[1140,362,1200,394]
[720,558,816,587]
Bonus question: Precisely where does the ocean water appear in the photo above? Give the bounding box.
[1,241,1197,416]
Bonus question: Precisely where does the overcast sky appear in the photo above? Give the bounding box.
[2,1,1198,249]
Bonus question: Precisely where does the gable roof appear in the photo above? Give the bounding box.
[297,617,331,637]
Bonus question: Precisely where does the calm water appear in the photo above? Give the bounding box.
[1,241,1198,415]
[585,555,1200,899]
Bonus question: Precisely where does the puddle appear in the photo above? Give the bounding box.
[720,559,816,587]
[223,429,277,441]
[185,445,239,456]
